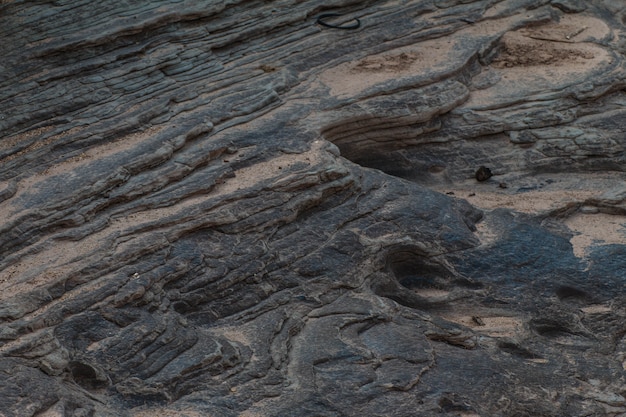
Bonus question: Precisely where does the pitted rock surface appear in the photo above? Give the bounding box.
[1,1,626,416]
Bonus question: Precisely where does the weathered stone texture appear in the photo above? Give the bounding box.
[1,0,626,416]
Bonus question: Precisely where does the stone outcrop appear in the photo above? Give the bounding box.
[1,0,626,416]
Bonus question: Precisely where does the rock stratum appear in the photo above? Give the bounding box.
[1,0,626,416]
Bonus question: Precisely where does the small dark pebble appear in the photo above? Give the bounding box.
[468,192,476,197]
[475,166,492,182]
[446,191,455,195]
[499,182,507,189]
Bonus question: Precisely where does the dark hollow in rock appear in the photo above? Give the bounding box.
[529,318,585,342]
[438,393,475,413]
[68,361,108,390]
[497,340,539,359]
[386,249,454,292]
[555,285,592,302]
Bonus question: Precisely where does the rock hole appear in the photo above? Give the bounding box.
[387,250,453,294]
[428,164,446,174]
[530,320,573,339]
[321,107,452,185]
[371,250,454,310]
[555,285,591,302]
[346,150,422,181]
[438,393,474,413]
[173,300,192,314]
[497,340,539,359]
[373,247,483,311]
[68,361,108,390]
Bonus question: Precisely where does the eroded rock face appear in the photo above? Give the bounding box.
[1,0,626,416]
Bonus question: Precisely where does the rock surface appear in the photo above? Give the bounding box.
[1,0,626,416]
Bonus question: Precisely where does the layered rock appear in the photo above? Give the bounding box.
[1,0,626,416]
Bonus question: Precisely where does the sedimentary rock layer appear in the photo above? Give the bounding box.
[1,0,626,416]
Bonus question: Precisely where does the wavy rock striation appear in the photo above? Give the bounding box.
[1,0,626,416]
